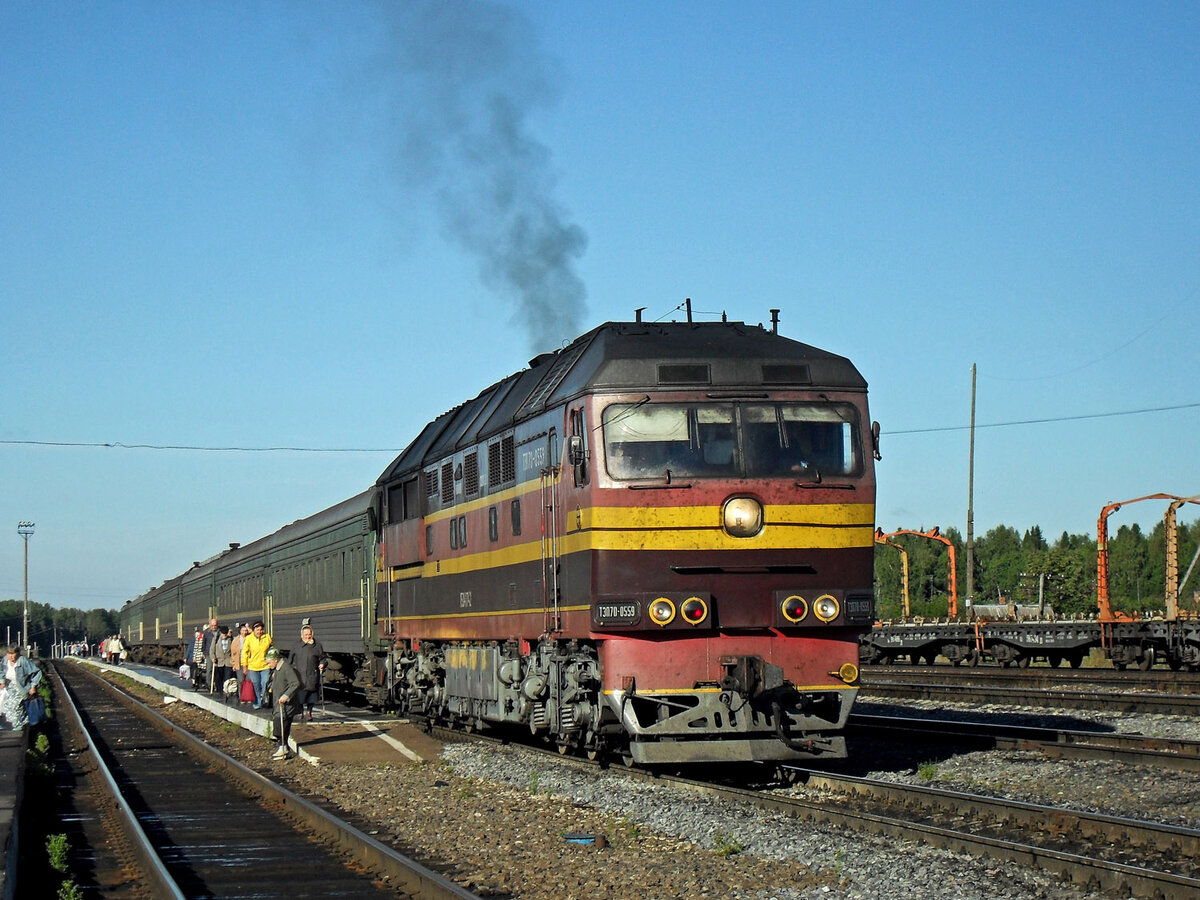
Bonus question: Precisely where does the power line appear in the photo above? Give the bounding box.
[0,439,397,453]
[1,400,1196,450]
[885,401,1200,436]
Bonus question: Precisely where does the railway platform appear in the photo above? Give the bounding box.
[0,724,26,900]
[69,657,438,766]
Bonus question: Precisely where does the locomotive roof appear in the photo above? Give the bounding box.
[378,319,866,484]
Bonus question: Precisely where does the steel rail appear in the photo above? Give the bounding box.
[667,771,1200,900]
[49,665,187,900]
[784,767,1200,858]
[430,721,1200,898]
[850,713,1200,771]
[863,664,1200,694]
[860,679,1200,715]
[62,661,479,900]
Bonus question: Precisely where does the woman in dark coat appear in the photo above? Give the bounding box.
[288,623,325,722]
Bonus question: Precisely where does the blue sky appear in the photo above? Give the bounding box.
[2,1,1198,610]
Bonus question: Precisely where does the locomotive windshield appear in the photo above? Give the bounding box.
[602,400,863,480]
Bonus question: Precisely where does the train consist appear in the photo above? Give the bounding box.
[121,317,879,764]
[861,493,1200,671]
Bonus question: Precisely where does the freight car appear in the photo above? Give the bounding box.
[861,493,1200,671]
[122,315,879,765]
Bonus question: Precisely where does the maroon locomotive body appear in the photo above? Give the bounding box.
[378,319,877,764]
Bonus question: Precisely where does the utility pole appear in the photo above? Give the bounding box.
[18,522,35,656]
[966,365,976,610]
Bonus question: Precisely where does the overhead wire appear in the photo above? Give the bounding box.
[885,401,1200,435]
[2,400,1196,450]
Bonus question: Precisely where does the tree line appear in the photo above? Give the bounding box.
[874,520,1200,620]
[0,599,119,657]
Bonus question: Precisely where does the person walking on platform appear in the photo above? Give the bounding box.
[212,626,234,695]
[201,618,220,693]
[265,648,300,760]
[189,628,205,690]
[230,624,249,696]
[109,634,125,665]
[241,620,273,709]
[2,645,43,731]
[288,622,326,723]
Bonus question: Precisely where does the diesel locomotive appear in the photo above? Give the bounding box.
[122,317,879,764]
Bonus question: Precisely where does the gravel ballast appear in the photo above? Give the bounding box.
[107,669,1195,900]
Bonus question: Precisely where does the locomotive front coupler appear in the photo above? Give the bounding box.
[719,654,784,698]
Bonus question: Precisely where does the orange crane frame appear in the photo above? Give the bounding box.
[875,527,957,618]
[1165,495,1200,620]
[1096,493,1199,622]
[873,533,911,617]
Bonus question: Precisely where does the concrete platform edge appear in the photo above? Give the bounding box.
[70,659,319,765]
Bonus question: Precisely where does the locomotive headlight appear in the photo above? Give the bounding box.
[781,594,808,623]
[648,598,676,626]
[813,594,840,622]
[680,597,709,625]
[836,662,859,684]
[722,497,763,538]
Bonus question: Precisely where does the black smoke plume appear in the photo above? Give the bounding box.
[375,1,588,354]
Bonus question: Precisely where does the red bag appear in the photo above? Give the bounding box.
[239,677,255,702]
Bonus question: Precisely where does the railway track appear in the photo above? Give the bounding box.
[428,720,1200,898]
[764,767,1200,900]
[859,672,1200,715]
[848,712,1200,771]
[52,661,477,900]
[863,663,1200,694]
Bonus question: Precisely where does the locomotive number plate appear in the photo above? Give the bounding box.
[846,596,873,621]
[595,601,641,626]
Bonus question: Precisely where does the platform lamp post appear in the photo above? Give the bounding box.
[18,522,34,655]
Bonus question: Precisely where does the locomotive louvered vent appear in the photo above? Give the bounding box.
[463,452,480,496]
[441,461,454,503]
[518,340,590,415]
[487,436,517,487]
[762,364,811,384]
[425,469,439,498]
[501,435,516,483]
[488,440,502,486]
[657,363,711,384]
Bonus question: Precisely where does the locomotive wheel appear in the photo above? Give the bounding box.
[1047,653,1062,668]
[967,649,980,667]
[1168,658,1183,671]
[1017,655,1031,668]
[1068,653,1084,668]
[1137,648,1155,671]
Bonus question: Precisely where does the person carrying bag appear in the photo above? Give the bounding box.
[3,644,43,731]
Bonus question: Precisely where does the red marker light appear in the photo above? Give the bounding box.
[681,597,708,625]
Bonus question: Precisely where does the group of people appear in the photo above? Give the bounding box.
[98,634,126,664]
[182,618,325,761]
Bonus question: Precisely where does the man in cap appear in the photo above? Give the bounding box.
[265,647,300,760]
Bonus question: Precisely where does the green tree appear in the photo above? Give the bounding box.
[975,525,1023,603]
